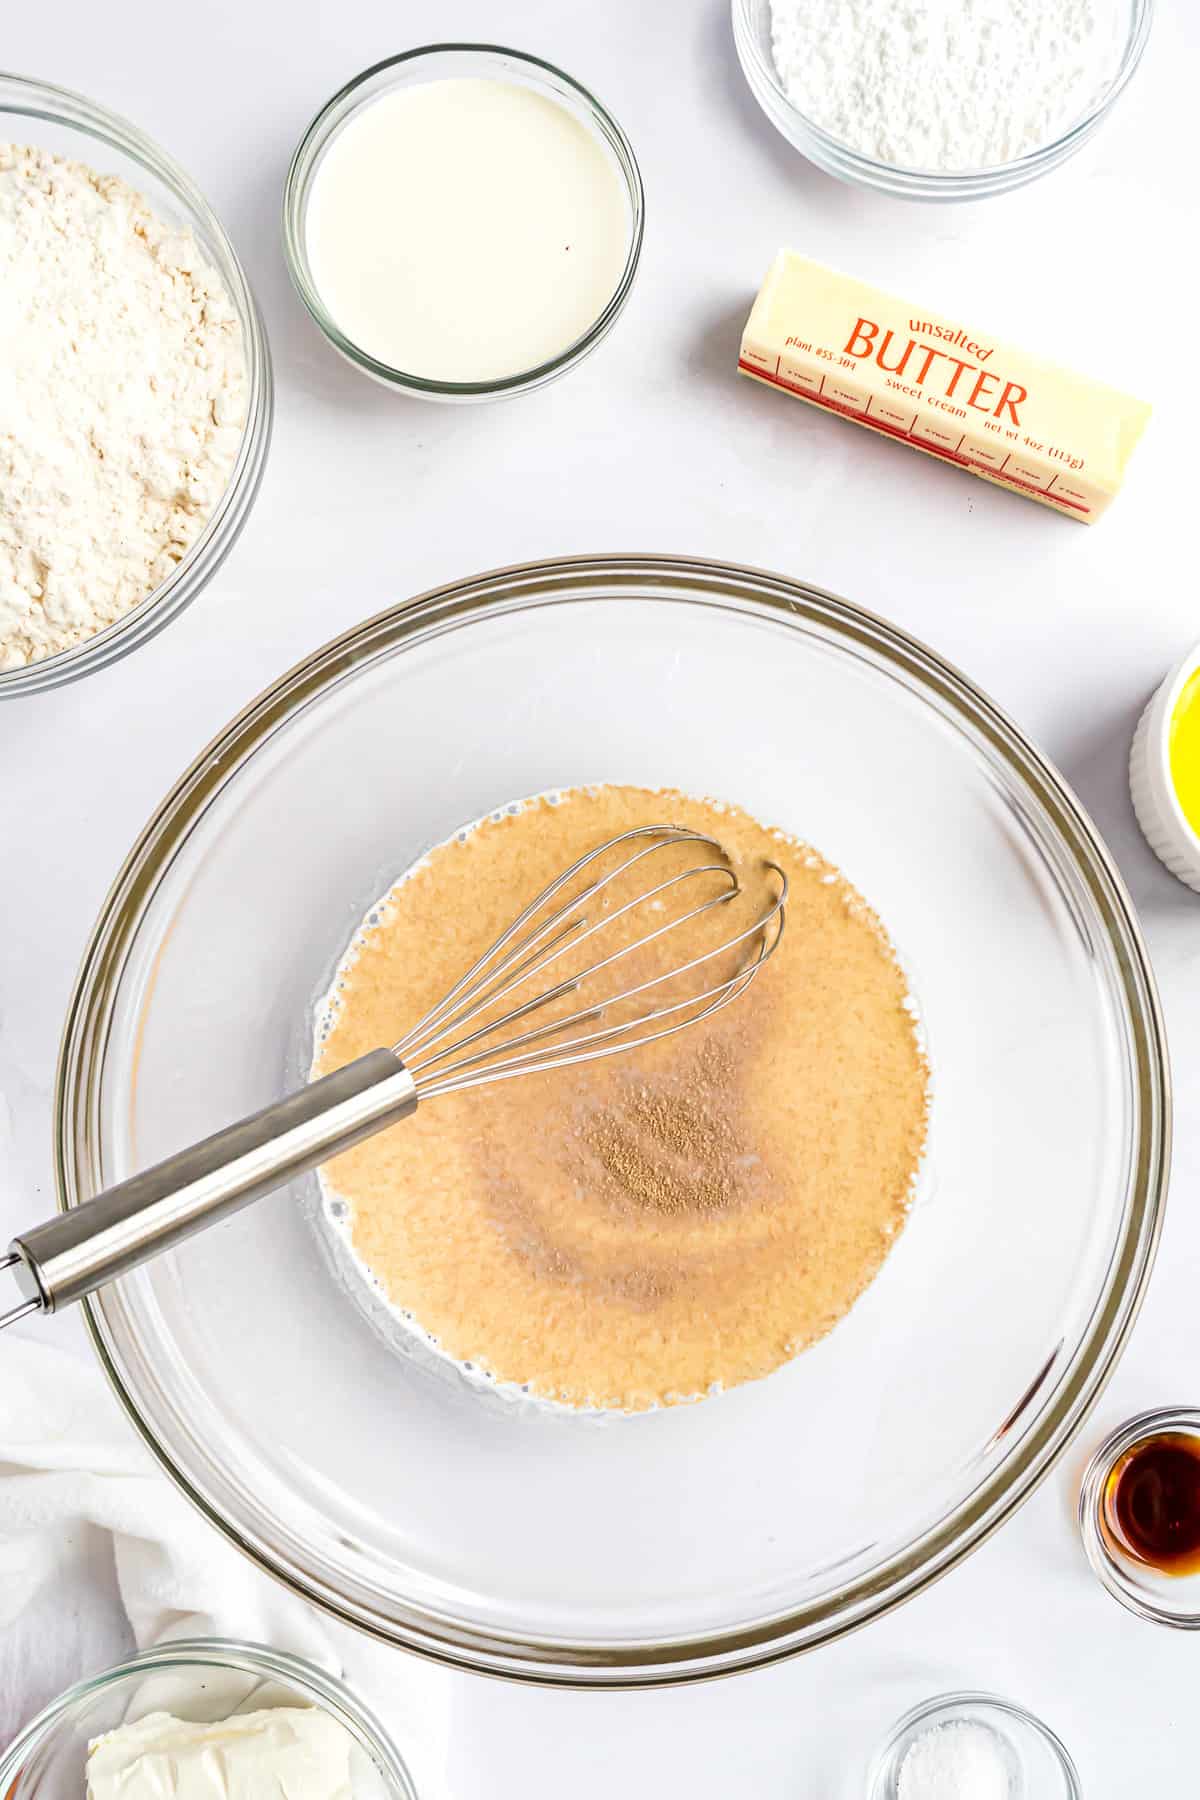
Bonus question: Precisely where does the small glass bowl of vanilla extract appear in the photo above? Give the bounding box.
[1079,1407,1200,1626]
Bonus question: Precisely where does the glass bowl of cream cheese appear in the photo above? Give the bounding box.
[283,46,644,400]
[0,1639,416,1800]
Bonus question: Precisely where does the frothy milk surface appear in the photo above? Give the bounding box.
[305,77,630,382]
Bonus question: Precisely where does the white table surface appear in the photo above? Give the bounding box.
[2,0,1197,1791]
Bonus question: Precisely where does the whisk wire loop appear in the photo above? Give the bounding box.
[414,910,781,1100]
[396,825,721,1059]
[405,864,738,1077]
[398,824,788,1099]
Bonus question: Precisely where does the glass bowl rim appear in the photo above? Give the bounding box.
[54,553,1170,1685]
[730,0,1155,196]
[281,44,645,399]
[1078,1404,1200,1627]
[869,1689,1082,1799]
[0,70,273,699]
[0,1635,418,1798]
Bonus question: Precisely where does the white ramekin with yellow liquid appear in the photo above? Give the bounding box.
[1131,642,1200,892]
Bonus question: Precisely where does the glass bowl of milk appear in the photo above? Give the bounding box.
[284,46,644,401]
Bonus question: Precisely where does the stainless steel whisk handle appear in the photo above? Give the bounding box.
[2,1048,417,1327]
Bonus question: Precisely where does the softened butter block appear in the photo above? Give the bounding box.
[739,251,1150,522]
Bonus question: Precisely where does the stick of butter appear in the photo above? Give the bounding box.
[739,251,1150,522]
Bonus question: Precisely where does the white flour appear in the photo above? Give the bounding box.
[769,0,1129,171]
[0,144,246,670]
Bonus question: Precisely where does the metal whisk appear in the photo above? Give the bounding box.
[1,826,786,1330]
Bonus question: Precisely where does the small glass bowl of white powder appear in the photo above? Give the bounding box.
[732,0,1154,200]
[868,1692,1081,1800]
[0,75,272,698]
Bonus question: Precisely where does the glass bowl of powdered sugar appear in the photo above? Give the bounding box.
[0,75,272,698]
[732,0,1154,200]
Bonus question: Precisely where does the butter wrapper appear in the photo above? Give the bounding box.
[739,251,1150,522]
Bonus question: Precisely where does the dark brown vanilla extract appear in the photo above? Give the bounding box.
[1103,1432,1200,1576]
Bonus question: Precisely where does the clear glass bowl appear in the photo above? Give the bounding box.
[0,75,273,699]
[869,1692,1081,1799]
[282,47,644,401]
[56,555,1167,1684]
[1079,1406,1200,1627]
[0,1639,416,1800]
[731,0,1155,201]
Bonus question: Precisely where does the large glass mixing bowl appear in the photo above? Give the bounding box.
[56,556,1168,1685]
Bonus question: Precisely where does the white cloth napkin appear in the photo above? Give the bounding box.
[0,1334,334,1660]
[0,1334,454,1793]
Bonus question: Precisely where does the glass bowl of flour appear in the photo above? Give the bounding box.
[0,75,272,697]
[731,0,1154,200]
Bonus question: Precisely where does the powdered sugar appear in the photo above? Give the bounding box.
[0,143,246,670]
[769,0,1130,172]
